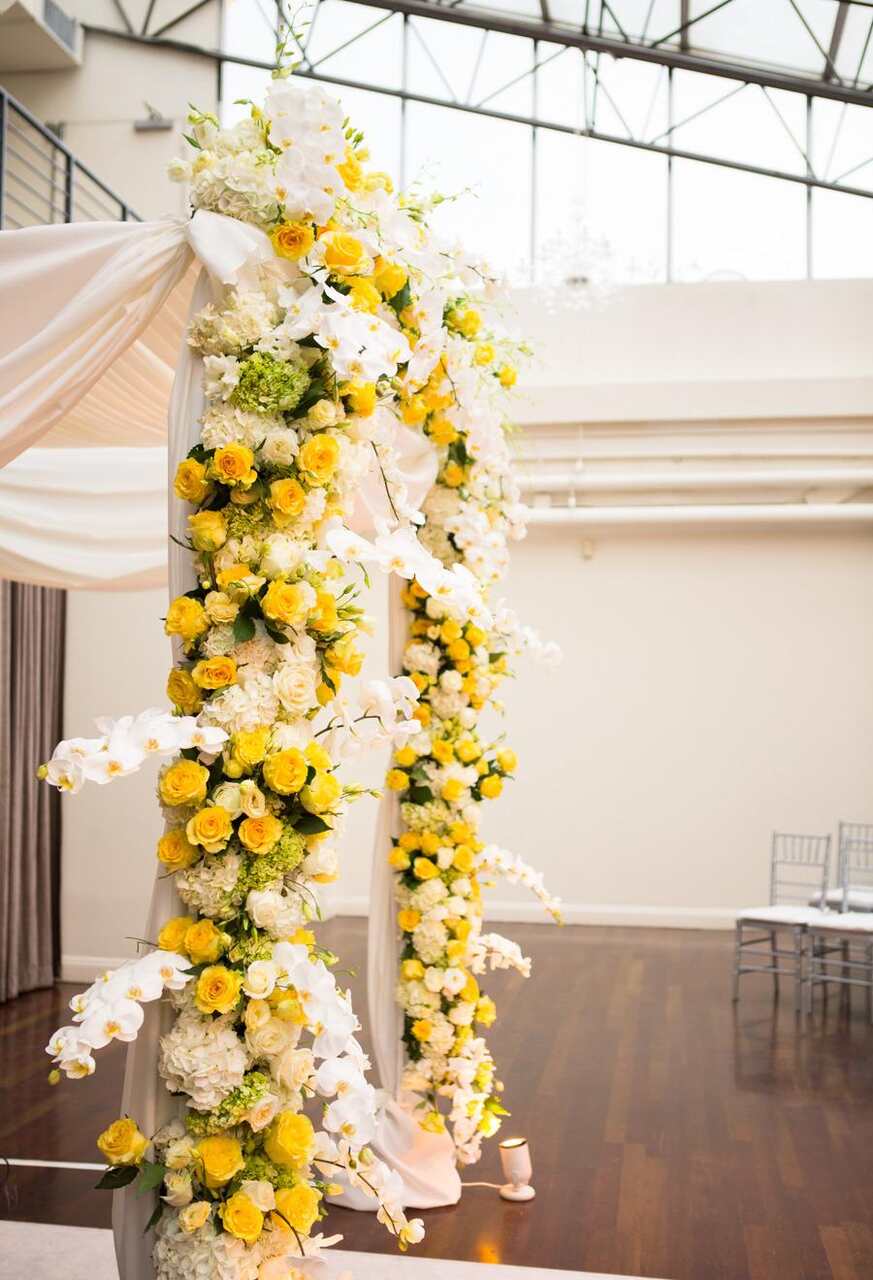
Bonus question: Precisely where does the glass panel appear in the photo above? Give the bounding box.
[811,99,873,194]
[535,128,667,284]
[811,188,873,278]
[404,101,533,278]
[672,158,807,280]
[221,63,273,126]
[305,1,403,91]
[470,32,535,115]
[222,0,277,63]
[672,71,808,176]
[687,0,834,75]
[406,16,491,105]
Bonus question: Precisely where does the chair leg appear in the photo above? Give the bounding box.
[771,929,780,999]
[732,919,742,1002]
[793,926,803,1016]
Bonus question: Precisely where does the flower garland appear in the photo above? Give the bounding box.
[384,308,563,1164]
[37,76,527,1279]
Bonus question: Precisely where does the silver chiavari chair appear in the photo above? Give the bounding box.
[836,821,873,912]
[733,832,831,1013]
[801,823,873,1019]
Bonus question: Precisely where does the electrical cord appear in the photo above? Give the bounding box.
[460,1180,503,1189]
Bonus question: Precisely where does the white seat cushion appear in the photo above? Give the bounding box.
[816,888,873,911]
[738,905,820,925]
[805,910,873,934]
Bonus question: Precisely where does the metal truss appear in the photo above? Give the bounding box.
[82,0,873,276]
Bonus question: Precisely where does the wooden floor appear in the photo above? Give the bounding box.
[2,922,873,1278]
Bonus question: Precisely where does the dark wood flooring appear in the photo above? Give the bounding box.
[2,923,873,1278]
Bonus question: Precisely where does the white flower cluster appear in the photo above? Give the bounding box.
[475,843,563,923]
[44,709,227,794]
[46,950,191,1079]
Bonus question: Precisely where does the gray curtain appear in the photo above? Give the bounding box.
[0,580,65,1002]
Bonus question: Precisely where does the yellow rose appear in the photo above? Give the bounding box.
[298,435,340,486]
[160,759,209,808]
[271,220,315,260]
[195,1134,245,1189]
[184,918,226,965]
[498,363,517,388]
[456,739,480,765]
[398,831,421,852]
[262,579,312,627]
[321,230,369,276]
[273,1183,322,1235]
[157,914,195,953]
[188,510,227,552]
[157,828,199,872]
[186,805,233,852]
[165,595,208,644]
[429,416,458,446]
[480,775,503,799]
[179,1201,211,1233]
[263,748,307,795]
[268,477,306,528]
[431,739,454,765]
[210,442,257,488]
[264,1111,316,1169]
[476,995,497,1026]
[474,342,494,366]
[394,745,416,768]
[386,769,409,792]
[401,958,424,980]
[309,589,338,634]
[449,307,481,338]
[496,748,517,773]
[300,770,342,814]
[220,1191,264,1244]
[413,857,439,881]
[341,381,377,417]
[347,278,381,313]
[337,147,363,192]
[441,778,464,804]
[449,821,473,843]
[452,844,474,874]
[192,656,237,690]
[304,741,332,772]
[326,633,362,676]
[411,1019,432,1042]
[166,667,203,714]
[401,395,427,425]
[461,972,480,1002]
[232,727,270,771]
[174,458,212,504]
[388,848,411,870]
[97,1117,149,1166]
[195,965,242,1016]
[238,813,284,855]
[373,257,408,299]
[398,908,421,932]
[420,831,441,854]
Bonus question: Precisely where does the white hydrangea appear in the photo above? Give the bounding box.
[411,919,449,965]
[403,641,440,679]
[202,669,279,735]
[200,402,285,451]
[154,1214,263,1280]
[158,1011,249,1111]
[177,852,241,918]
[188,290,281,356]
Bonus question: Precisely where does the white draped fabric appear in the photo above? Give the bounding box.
[0,210,452,1277]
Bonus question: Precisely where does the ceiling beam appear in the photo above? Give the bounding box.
[825,1,850,81]
[335,0,873,107]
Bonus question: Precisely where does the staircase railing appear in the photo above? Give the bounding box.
[0,87,138,229]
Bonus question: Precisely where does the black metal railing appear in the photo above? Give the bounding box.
[0,87,138,229]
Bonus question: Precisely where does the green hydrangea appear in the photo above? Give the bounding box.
[223,502,270,541]
[231,353,309,415]
[227,928,275,966]
[237,827,307,895]
[186,1071,272,1137]
[239,1152,300,1190]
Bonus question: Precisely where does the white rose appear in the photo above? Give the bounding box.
[271,1045,314,1093]
[260,428,299,468]
[243,960,279,999]
[162,1171,193,1208]
[440,669,463,692]
[448,1001,475,1026]
[442,967,467,996]
[307,399,342,427]
[212,782,242,818]
[246,1017,293,1060]
[423,967,444,994]
[164,1136,196,1170]
[260,535,305,583]
[239,780,267,817]
[244,1094,280,1134]
[204,591,238,624]
[240,1180,276,1212]
[246,888,303,937]
[273,658,318,717]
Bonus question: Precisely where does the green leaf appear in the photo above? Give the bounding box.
[136,1161,167,1195]
[95,1164,139,1191]
[294,813,331,835]
[389,281,412,315]
[408,784,433,805]
[265,624,291,645]
[233,613,256,644]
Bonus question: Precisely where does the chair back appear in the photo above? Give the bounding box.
[837,821,873,912]
[770,832,831,907]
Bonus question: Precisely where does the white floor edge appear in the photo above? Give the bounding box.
[0,1220,644,1280]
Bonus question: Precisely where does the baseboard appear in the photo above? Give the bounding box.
[326,898,738,930]
[60,954,133,983]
